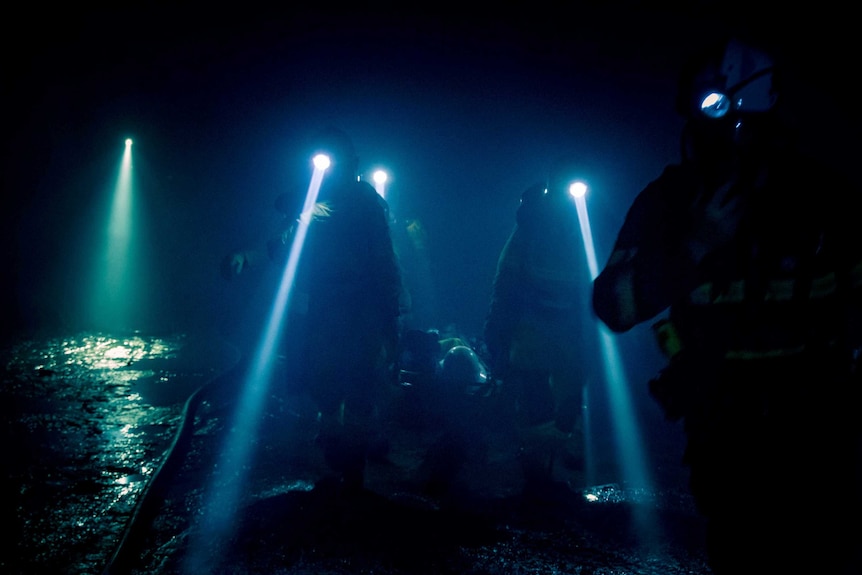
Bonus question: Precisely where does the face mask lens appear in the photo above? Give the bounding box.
[699,91,731,119]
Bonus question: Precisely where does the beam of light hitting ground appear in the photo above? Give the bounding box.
[572,182,662,549]
[183,154,330,574]
[88,138,135,330]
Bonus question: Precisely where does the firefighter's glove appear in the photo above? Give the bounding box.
[220,253,247,280]
[648,355,697,421]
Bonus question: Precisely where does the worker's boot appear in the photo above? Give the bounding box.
[317,414,368,496]
[519,420,571,500]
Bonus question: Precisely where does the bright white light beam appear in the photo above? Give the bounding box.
[573,180,660,549]
[184,152,330,574]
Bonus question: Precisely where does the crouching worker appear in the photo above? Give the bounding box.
[415,342,500,498]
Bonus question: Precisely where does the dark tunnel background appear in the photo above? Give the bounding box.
[4,4,857,341]
[2,5,861,574]
[2,1,859,493]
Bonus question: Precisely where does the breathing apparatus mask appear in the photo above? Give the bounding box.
[678,38,779,166]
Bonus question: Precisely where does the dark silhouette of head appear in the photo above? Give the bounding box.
[676,36,788,175]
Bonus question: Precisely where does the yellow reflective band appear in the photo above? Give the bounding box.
[724,345,808,360]
[688,259,862,305]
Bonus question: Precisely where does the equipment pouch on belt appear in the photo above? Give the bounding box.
[648,355,698,421]
[648,318,718,421]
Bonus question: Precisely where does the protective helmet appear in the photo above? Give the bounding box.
[677,37,782,165]
[516,181,547,226]
[438,345,490,396]
[677,37,778,121]
[521,181,546,204]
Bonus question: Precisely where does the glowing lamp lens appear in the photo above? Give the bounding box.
[700,91,731,119]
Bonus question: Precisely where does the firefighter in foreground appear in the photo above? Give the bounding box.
[592,36,861,574]
[484,159,597,497]
[224,126,403,494]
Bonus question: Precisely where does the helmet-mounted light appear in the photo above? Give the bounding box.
[699,91,733,119]
[695,38,777,120]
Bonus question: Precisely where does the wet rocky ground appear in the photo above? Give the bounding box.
[2,330,712,575]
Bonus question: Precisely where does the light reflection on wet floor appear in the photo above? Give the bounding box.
[2,331,711,575]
